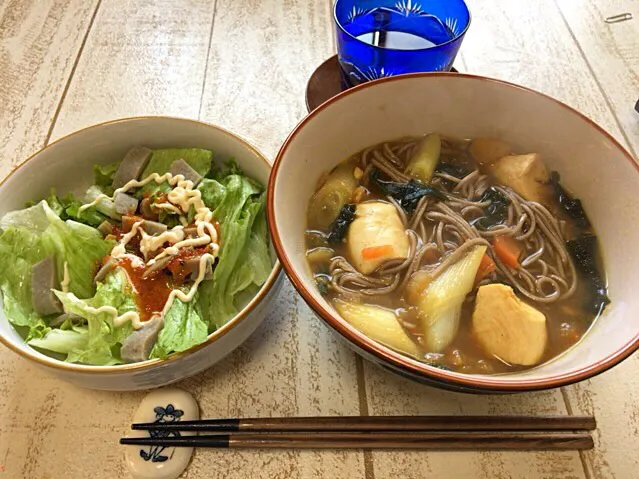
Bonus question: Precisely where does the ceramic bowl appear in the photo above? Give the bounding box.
[268,73,639,393]
[0,117,282,391]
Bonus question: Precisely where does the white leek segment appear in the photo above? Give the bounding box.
[307,162,358,229]
[405,133,441,184]
[416,245,487,352]
[333,299,422,360]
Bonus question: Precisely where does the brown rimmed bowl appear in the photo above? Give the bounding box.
[0,117,282,391]
[268,73,639,393]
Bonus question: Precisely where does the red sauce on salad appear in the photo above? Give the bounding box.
[167,246,210,284]
[115,256,173,322]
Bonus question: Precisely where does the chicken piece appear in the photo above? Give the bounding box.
[112,146,153,188]
[347,201,409,274]
[31,257,63,316]
[490,153,552,204]
[469,138,511,167]
[472,284,548,366]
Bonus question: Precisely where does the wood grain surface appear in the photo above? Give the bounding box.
[0,1,637,478]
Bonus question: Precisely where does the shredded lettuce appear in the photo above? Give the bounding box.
[197,172,271,329]
[28,189,109,228]
[63,196,110,227]
[0,201,114,341]
[0,227,47,331]
[29,326,89,355]
[39,204,115,299]
[0,149,272,365]
[37,269,136,365]
[149,295,208,359]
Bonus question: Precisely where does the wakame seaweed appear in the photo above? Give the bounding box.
[434,161,471,180]
[566,234,610,314]
[328,204,356,244]
[474,187,511,230]
[549,171,590,230]
[314,274,331,295]
[370,169,447,213]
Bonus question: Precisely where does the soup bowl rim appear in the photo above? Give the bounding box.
[267,72,639,392]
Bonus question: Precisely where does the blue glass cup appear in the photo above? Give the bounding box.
[334,0,471,88]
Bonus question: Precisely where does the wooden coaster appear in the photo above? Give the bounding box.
[306,55,459,113]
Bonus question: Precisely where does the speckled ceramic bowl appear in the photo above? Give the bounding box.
[0,117,282,391]
[268,73,639,393]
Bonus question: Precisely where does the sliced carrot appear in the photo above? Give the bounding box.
[361,244,394,260]
[474,254,496,285]
[492,235,522,269]
[422,247,439,264]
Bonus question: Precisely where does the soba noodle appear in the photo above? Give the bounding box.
[328,137,578,304]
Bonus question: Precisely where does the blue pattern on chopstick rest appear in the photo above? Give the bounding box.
[139,404,184,463]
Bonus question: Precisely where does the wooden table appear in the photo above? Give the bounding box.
[1,1,637,477]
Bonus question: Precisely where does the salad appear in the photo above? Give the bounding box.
[0,147,272,365]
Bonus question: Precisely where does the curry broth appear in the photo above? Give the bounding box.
[305,135,606,375]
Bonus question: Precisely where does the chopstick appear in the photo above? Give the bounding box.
[120,431,594,450]
[131,415,596,433]
[122,415,596,451]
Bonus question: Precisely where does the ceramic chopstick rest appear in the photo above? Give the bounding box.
[124,388,199,479]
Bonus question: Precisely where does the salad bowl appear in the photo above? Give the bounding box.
[0,117,282,391]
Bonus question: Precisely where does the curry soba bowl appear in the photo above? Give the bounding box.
[268,73,639,393]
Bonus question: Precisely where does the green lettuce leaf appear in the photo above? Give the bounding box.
[0,227,47,330]
[0,201,114,343]
[38,203,115,299]
[139,148,213,196]
[94,161,119,196]
[27,189,109,229]
[63,195,110,228]
[226,195,271,297]
[29,326,89,355]
[43,269,136,365]
[209,158,243,180]
[149,295,208,359]
[197,178,227,209]
[196,173,271,329]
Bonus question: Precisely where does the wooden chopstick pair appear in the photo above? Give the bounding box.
[120,415,596,451]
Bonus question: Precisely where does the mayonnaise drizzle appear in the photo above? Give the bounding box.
[74,171,220,330]
[61,262,70,293]
[61,292,145,329]
[159,253,215,318]
[78,193,110,212]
